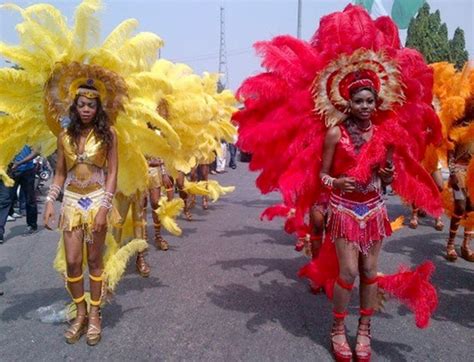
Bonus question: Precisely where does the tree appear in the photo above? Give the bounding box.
[405,3,469,70]
[449,28,469,71]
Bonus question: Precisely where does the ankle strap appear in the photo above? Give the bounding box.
[333,309,348,320]
[336,277,354,291]
[73,294,86,304]
[360,308,374,317]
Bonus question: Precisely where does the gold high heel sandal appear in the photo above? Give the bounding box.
[64,311,88,344]
[86,309,102,346]
[64,274,87,344]
[153,223,169,251]
[136,251,151,277]
[87,275,103,346]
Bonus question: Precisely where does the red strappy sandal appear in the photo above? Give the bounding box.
[331,310,353,362]
[355,309,373,362]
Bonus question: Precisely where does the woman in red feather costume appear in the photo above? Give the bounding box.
[234,5,442,361]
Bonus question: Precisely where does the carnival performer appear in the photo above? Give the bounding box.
[319,82,396,362]
[234,5,441,361]
[140,60,237,221]
[145,156,174,250]
[446,104,474,261]
[0,0,185,345]
[43,84,117,345]
[431,62,474,262]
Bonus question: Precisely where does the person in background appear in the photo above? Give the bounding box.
[216,140,227,173]
[0,178,14,244]
[10,145,39,234]
[228,134,238,169]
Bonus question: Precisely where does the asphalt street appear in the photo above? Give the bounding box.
[0,162,473,361]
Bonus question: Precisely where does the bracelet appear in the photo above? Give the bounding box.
[99,191,114,210]
[46,184,61,202]
[321,175,335,189]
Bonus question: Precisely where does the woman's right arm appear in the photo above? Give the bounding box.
[43,133,67,229]
[319,126,355,192]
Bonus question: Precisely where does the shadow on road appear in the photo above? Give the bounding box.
[1,286,66,322]
[217,196,278,209]
[115,275,167,297]
[212,256,305,282]
[207,278,413,361]
[219,225,293,247]
[0,266,13,284]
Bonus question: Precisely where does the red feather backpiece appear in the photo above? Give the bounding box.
[234,5,441,328]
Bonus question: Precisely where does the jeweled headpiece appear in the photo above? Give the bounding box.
[44,62,128,135]
[312,49,406,127]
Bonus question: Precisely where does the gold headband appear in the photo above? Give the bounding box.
[76,87,100,99]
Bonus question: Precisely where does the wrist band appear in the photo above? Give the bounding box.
[321,175,335,189]
[47,184,61,202]
[100,191,114,210]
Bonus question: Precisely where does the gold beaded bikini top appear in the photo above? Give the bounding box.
[61,130,107,172]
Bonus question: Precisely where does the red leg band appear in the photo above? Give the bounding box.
[360,308,374,317]
[333,309,348,319]
[360,275,379,285]
[336,277,354,291]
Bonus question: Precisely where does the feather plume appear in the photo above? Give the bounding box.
[154,198,184,236]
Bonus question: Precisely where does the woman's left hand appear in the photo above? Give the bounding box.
[379,165,395,183]
[93,208,108,233]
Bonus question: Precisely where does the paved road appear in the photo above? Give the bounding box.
[0,163,473,361]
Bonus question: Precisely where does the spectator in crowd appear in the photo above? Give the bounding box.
[228,134,238,169]
[10,144,39,234]
[216,140,227,173]
[0,178,14,244]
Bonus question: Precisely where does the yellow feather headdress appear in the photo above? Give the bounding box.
[44,62,127,134]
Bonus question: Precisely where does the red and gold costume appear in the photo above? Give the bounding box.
[234,5,441,329]
[326,124,392,254]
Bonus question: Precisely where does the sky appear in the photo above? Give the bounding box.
[1,0,473,90]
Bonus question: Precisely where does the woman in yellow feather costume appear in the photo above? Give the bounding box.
[0,0,189,345]
[431,61,474,262]
[140,60,236,224]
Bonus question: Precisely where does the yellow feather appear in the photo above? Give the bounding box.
[206,180,235,202]
[154,197,184,236]
[70,0,101,58]
[390,216,405,232]
[104,238,148,291]
[183,179,210,196]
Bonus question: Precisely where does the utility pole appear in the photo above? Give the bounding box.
[218,5,228,91]
[297,0,302,39]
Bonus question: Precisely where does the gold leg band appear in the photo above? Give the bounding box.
[67,274,84,283]
[90,299,101,307]
[73,294,86,304]
[89,274,103,282]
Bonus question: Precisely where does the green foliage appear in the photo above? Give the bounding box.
[405,2,469,70]
[449,28,469,71]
